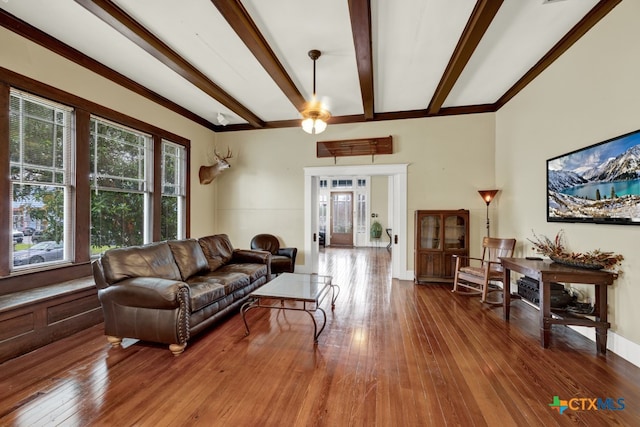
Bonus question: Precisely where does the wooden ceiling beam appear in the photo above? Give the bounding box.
[427,0,503,115]
[211,0,306,111]
[73,0,264,128]
[348,0,375,120]
[0,9,219,131]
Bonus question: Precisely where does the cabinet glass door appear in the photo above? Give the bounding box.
[420,215,441,249]
[444,215,466,249]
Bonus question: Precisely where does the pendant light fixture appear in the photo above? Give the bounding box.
[301,49,331,134]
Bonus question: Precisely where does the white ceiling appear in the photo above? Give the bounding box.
[0,0,615,131]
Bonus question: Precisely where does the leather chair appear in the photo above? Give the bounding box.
[452,237,516,303]
[250,234,297,275]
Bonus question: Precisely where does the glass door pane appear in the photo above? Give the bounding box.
[444,215,466,249]
[420,215,440,249]
[330,192,353,246]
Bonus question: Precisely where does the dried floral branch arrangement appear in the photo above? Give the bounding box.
[528,230,624,271]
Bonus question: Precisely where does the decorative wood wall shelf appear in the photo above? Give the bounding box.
[317,136,392,162]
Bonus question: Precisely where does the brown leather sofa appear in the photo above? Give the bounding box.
[92,234,271,356]
[250,233,297,275]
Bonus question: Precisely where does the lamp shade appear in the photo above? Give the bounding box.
[301,97,330,134]
[478,189,499,205]
[302,117,327,134]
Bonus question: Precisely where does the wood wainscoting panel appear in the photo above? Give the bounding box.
[0,312,34,342]
[0,277,102,363]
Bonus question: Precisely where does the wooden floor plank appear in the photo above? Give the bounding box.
[0,247,639,426]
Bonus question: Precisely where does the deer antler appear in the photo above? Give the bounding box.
[200,146,233,185]
[214,147,233,160]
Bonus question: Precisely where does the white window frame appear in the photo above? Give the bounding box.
[161,140,186,240]
[89,116,152,252]
[9,89,74,271]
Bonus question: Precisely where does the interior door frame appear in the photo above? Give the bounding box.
[303,164,410,280]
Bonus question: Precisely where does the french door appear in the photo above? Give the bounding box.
[330,192,353,246]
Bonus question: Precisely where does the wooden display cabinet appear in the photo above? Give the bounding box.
[414,209,469,284]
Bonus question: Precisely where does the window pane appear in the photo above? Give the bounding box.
[91,190,144,251]
[10,94,70,184]
[161,140,185,240]
[331,179,353,188]
[357,194,366,233]
[318,194,327,233]
[90,117,150,252]
[161,196,179,240]
[90,118,149,191]
[12,183,65,240]
[9,90,72,271]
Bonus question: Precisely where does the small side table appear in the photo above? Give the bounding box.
[500,257,617,354]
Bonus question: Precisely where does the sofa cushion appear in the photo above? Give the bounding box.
[101,242,181,285]
[202,269,251,295]
[168,239,209,281]
[198,234,234,271]
[185,277,226,311]
[218,263,268,283]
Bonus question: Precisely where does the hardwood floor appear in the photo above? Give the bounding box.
[1,247,639,426]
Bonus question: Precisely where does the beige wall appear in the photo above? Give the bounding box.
[0,27,218,238]
[496,1,639,346]
[216,114,496,271]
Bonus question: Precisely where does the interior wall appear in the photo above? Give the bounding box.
[215,113,495,272]
[496,1,639,347]
[0,27,218,238]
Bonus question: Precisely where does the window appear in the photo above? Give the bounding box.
[331,179,353,188]
[9,90,73,270]
[319,194,328,235]
[90,117,151,253]
[356,193,367,233]
[161,140,186,240]
[1,72,190,287]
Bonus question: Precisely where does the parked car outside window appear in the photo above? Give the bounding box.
[12,229,24,243]
[13,241,64,266]
[32,229,47,244]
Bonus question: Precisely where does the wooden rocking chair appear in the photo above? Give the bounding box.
[452,237,516,303]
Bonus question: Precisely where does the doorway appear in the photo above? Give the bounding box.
[303,164,409,280]
[330,192,353,246]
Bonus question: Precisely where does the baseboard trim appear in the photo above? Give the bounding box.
[569,325,640,368]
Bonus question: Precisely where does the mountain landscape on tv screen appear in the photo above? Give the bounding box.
[548,139,640,222]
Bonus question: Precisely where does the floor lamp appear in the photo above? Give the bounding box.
[478,190,499,237]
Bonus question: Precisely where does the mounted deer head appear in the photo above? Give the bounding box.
[198,147,233,185]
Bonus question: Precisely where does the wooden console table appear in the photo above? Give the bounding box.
[500,257,618,354]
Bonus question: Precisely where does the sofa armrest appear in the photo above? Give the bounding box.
[92,259,109,290]
[231,249,271,265]
[277,247,297,262]
[99,277,189,309]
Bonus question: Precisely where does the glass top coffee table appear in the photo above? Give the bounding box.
[241,273,339,344]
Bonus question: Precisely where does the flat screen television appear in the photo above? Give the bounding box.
[547,129,640,225]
